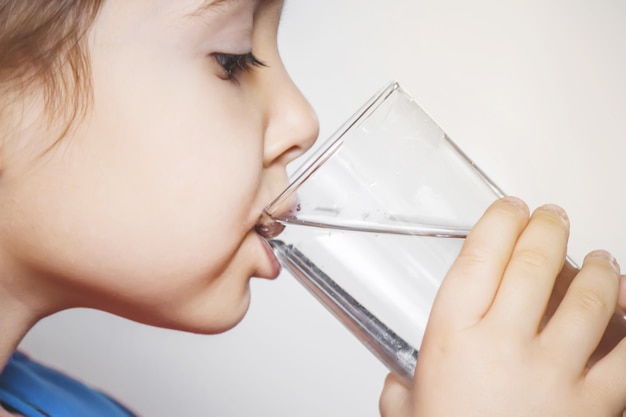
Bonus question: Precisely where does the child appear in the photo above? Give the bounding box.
[1,1,625,416]
[0,0,317,414]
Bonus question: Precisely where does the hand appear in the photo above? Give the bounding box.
[380,197,626,417]
[546,259,626,366]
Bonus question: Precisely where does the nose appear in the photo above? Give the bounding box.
[261,70,319,168]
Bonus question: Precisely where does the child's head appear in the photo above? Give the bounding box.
[0,0,318,334]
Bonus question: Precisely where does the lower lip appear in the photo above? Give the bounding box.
[257,234,281,279]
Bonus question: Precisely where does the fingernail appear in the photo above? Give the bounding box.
[538,203,569,225]
[501,196,527,210]
[587,250,620,273]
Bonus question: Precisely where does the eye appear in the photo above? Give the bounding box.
[213,52,266,81]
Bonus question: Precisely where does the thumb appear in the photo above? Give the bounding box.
[379,373,413,417]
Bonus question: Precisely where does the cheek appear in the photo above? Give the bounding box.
[5,89,266,306]
[84,117,263,278]
[94,76,262,244]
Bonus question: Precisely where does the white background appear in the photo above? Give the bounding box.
[19,1,626,416]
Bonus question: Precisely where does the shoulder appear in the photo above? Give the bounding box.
[1,351,138,417]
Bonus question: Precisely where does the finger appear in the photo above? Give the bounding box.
[618,274,626,314]
[589,311,626,366]
[584,336,626,415]
[486,204,569,337]
[430,197,529,330]
[379,373,412,417]
[541,250,620,374]
[541,260,579,329]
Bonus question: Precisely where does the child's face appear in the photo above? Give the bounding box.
[1,0,318,333]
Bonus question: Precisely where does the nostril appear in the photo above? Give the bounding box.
[284,144,311,166]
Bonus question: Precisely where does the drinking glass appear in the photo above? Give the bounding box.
[255,82,623,385]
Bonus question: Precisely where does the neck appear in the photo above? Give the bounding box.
[0,290,41,370]
[0,247,76,370]
[0,255,50,370]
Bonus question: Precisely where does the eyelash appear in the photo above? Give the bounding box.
[213,52,266,81]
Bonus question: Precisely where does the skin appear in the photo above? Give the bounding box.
[380,198,626,417]
[0,0,318,367]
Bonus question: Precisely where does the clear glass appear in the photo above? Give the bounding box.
[256,82,504,383]
[256,82,626,384]
[257,82,503,384]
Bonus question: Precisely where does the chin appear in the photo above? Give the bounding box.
[155,288,253,335]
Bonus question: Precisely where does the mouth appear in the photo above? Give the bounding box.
[254,191,300,239]
[251,187,298,278]
[254,211,286,239]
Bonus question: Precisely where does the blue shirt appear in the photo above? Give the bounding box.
[0,351,137,417]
